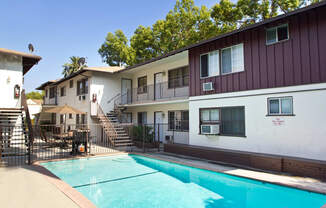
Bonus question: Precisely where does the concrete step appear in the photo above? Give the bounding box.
[114,142,133,147]
[116,136,130,139]
[115,139,132,143]
[116,133,128,136]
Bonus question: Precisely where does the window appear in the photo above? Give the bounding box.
[60,114,64,124]
[137,76,147,94]
[121,113,132,123]
[200,107,245,136]
[137,112,147,125]
[77,79,88,96]
[45,89,48,97]
[69,80,73,88]
[168,67,189,88]
[221,44,244,74]
[266,24,289,45]
[81,114,86,124]
[69,113,72,119]
[49,87,55,98]
[168,110,189,131]
[220,107,245,136]
[76,114,80,125]
[268,97,293,115]
[200,109,220,124]
[200,50,219,78]
[60,86,66,97]
[51,113,56,124]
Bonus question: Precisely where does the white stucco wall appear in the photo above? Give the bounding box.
[90,72,122,114]
[42,71,124,127]
[121,51,188,88]
[0,53,23,108]
[27,100,42,119]
[189,83,326,161]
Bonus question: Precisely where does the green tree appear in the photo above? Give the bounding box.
[211,0,243,32]
[98,30,133,66]
[62,56,87,77]
[130,26,158,64]
[99,0,318,67]
[26,91,44,100]
[153,0,215,53]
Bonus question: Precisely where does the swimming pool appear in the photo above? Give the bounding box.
[41,154,326,208]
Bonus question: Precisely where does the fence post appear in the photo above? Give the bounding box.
[0,128,2,165]
[142,124,145,153]
[157,124,160,152]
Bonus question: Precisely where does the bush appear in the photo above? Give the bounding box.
[132,125,154,143]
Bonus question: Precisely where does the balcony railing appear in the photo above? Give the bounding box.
[43,96,58,105]
[115,77,189,106]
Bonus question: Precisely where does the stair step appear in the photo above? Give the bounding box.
[115,139,132,143]
[116,136,130,139]
[116,133,128,136]
[114,142,133,147]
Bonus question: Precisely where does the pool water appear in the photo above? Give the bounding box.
[41,154,326,208]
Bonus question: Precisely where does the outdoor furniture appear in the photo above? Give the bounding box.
[71,129,90,155]
[53,132,74,148]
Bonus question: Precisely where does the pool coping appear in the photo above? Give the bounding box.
[33,152,326,208]
[131,152,326,196]
[33,152,129,208]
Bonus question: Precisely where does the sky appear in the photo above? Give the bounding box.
[0,0,220,93]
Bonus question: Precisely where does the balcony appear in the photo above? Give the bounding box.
[116,77,189,106]
[42,96,57,105]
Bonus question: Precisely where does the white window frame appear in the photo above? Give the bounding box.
[221,43,244,75]
[267,97,293,115]
[200,50,220,79]
[266,24,289,45]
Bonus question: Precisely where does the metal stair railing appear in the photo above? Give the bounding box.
[96,103,117,146]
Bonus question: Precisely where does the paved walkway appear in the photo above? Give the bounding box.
[0,166,79,208]
[146,152,326,194]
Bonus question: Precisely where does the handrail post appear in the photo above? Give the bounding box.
[21,89,33,165]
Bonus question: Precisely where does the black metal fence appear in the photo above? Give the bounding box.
[0,122,189,166]
[0,124,30,166]
[121,123,189,152]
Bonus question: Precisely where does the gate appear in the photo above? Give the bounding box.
[0,123,31,166]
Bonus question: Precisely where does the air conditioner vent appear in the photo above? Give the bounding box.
[203,82,214,91]
[201,124,220,135]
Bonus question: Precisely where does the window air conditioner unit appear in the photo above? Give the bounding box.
[82,95,86,100]
[201,124,219,135]
[203,82,214,91]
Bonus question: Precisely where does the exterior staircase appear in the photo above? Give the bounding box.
[106,110,133,147]
[0,108,28,158]
[94,104,133,148]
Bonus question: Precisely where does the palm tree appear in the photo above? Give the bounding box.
[62,56,87,77]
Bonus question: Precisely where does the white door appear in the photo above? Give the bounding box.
[121,79,132,104]
[154,73,163,100]
[154,112,164,143]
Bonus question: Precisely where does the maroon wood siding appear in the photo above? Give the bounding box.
[189,7,326,97]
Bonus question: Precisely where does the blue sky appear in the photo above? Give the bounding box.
[0,0,219,92]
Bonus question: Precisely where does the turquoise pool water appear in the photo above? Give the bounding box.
[41,154,326,208]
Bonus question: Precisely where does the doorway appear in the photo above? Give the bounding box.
[154,73,163,100]
[121,79,132,104]
[154,111,164,143]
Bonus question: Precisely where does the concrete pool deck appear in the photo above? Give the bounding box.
[0,152,325,208]
[0,165,79,208]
